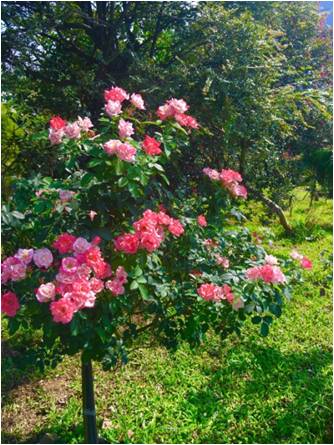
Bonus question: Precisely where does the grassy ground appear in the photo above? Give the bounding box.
[1,189,332,444]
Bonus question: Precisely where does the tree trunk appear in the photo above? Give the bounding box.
[247,186,293,234]
[82,354,98,444]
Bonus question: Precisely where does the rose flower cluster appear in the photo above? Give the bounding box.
[49,115,93,145]
[1,234,129,324]
[114,209,184,255]
[197,283,235,304]
[157,98,199,129]
[203,167,248,198]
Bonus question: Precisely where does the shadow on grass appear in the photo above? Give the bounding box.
[184,345,333,444]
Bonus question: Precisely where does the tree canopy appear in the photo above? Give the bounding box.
[2,1,332,202]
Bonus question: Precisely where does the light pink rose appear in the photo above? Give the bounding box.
[48,128,64,145]
[73,237,91,254]
[118,119,134,138]
[167,98,189,114]
[64,123,81,139]
[36,282,56,303]
[106,279,125,296]
[103,139,122,155]
[61,257,78,274]
[203,167,220,180]
[105,100,122,117]
[59,190,75,202]
[216,255,229,268]
[265,255,278,265]
[76,116,93,131]
[117,143,136,162]
[33,248,53,269]
[130,93,145,110]
[15,249,34,265]
[115,266,128,285]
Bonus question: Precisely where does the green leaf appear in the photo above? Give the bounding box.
[260,322,269,337]
[81,173,95,187]
[138,284,150,300]
[130,280,139,290]
[88,159,103,168]
[117,177,128,188]
[251,316,262,324]
[11,210,25,219]
[152,163,164,172]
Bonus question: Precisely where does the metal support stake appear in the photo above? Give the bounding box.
[81,354,98,444]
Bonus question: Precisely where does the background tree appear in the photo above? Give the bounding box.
[2,1,332,227]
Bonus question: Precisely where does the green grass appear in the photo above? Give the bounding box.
[2,190,332,444]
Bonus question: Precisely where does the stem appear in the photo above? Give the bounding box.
[81,354,98,444]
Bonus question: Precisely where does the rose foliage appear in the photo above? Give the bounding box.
[1,87,312,369]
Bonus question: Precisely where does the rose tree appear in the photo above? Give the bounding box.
[1,86,312,442]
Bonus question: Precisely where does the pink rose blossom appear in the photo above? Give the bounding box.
[220,169,243,184]
[265,255,278,265]
[168,218,184,237]
[59,190,75,202]
[197,283,218,301]
[49,128,64,145]
[197,283,234,304]
[115,266,128,284]
[89,210,97,221]
[2,256,27,282]
[139,230,162,252]
[64,123,81,139]
[117,143,137,162]
[114,233,140,254]
[104,87,129,103]
[157,211,171,226]
[61,257,78,274]
[246,264,286,284]
[50,298,76,324]
[106,279,125,296]
[156,104,174,120]
[142,135,162,156]
[203,167,220,181]
[73,237,91,254]
[174,113,199,129]
[103,139,122,155]
[14,248,34,265]
[91,236,102,246]
[56,271,76,284]
[36,283,56,303]
[1,291,20,317]
[167,98,189,114]
[33,248,53,269]
[197,215,207,227]
[105,100,122,117]
[130,93,145,110]
[89,277,104,293]
[216,255,229,268]
[300,256,312,269]
[53,233,76,254]
[118,119,134,138]
[76,116,93,131]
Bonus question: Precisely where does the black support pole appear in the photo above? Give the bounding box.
[81,354,98,444]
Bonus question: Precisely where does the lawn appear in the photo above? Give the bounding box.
[1,189,332,444]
